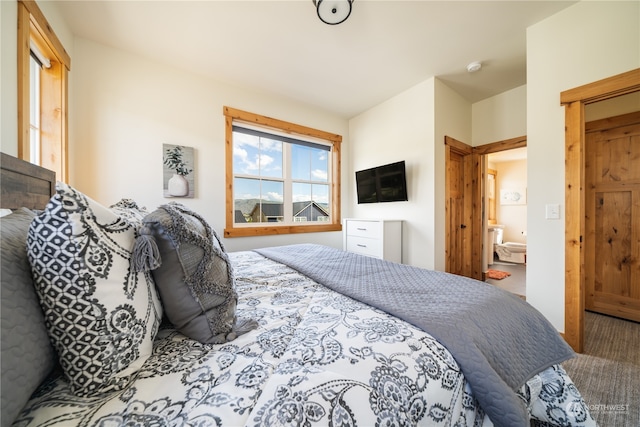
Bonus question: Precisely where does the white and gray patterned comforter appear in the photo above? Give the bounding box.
[15,251,595,427]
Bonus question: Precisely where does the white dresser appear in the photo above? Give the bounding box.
[342,218,402,263]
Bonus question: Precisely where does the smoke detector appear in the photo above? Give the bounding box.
[466,61,482,73]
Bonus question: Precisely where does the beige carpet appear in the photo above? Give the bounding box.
[562,311,640,427]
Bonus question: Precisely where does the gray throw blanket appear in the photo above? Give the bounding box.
[255,244,575,427]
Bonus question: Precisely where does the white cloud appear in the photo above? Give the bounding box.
[311,169,327,180]
[234,146,248,161]
[293,193,311,202]
[260,138,282,153]
[265,192,283,202]
[259,154,274,168]
[235,133,260,149]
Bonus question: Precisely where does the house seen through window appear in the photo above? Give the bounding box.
[224,107,342,237]
[233,126,331,224]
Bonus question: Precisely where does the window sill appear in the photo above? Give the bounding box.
[224,223,342,238]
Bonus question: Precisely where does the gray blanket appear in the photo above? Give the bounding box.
[255,244,575,427]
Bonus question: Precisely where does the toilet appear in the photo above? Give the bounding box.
[490,225,527,264]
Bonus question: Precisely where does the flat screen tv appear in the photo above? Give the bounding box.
[356,161,408,204]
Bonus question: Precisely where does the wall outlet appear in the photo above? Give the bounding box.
[545,204,560,220]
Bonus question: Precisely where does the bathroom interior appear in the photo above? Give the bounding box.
[485,147,527,298]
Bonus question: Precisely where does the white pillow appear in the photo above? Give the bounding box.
[27,183,163,396]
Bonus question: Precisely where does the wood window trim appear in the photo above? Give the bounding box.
[562,67,640,353]
[17,0,70,182]
[487,168,497,225]
[223,106,342,238]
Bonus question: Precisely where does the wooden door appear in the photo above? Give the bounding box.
[448,149,466,275]
[445,137,475,278]
[585,111,640,322]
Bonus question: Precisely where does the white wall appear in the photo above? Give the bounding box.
[494,159,527,243]
[527,0,640,331]
[1,0,19,154]
[0,1,18,154]
[348,79,436,268]
[434,79,472,270]
[348,78,470,270]
[472,85,526,146]
[69,39,349,252]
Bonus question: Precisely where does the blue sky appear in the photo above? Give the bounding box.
[233,131,329,204]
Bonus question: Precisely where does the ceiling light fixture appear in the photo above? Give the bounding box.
[466,61,482,73]
[313,0,353,25]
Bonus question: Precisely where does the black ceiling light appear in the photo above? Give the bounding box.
[313,0,353,25]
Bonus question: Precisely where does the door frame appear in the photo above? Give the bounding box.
[562,68,640,353]
[444,135,527,280]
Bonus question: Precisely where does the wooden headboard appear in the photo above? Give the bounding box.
[1,152,56,210]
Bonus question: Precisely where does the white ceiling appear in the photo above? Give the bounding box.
[54,0,576,119]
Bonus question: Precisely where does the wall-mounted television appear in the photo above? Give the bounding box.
[356,160,408,204]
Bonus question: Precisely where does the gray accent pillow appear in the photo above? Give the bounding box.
[1,208,56,427]
[137,203,245,343]
[27,183,163,397]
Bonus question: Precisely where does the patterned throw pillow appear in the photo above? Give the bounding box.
[27,183,163,397]
[133,203,256,344]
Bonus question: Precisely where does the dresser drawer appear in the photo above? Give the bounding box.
[346,220,381,239]
[346,236,382,258]
[343,218,402,263]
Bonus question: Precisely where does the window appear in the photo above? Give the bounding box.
[29,53,42,165]
[487,168,497,224]
[224,107,342,237]
[18,0,71,181]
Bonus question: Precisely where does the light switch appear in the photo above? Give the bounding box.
[545,204,560,220]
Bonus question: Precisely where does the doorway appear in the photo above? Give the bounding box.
[562,68,640,353]
[484,147,528,298]
[584,111,640,322]
[444,135,526,283]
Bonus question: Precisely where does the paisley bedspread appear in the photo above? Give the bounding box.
[15,251,595,427]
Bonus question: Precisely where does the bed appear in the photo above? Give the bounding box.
[1,152,595,427]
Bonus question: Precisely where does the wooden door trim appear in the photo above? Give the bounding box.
[445,135,473,154]
[561,68,640,105]
[562,68,640,353]
[585,110,640,133]
[473,135,527,155]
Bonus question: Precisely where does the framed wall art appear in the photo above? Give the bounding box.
[163,144,195,198]
[500,188,526,205]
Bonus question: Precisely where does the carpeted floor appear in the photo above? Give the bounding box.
[484,260,639,425]
[562,311,640,427]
